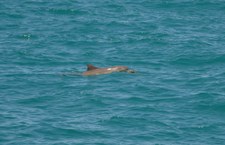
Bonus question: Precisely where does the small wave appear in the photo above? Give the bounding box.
[47,8,85,16]
[170,54,225,67]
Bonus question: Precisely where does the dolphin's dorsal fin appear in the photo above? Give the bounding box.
[87,64,98,71]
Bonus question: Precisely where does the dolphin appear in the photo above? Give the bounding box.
[82,64,135,76]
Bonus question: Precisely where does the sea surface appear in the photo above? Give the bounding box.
[1,0,225,144]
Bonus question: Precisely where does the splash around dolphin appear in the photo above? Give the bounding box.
[82,64,135,76]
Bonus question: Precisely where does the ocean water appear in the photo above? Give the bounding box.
[1,0,225,144]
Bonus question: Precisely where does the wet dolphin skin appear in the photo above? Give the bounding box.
[82,64,135,76]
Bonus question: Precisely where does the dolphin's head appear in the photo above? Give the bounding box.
[113,66,135,73]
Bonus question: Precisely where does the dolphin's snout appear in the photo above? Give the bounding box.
[127,69,135,73]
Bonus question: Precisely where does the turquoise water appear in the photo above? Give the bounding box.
[1,0,225,144]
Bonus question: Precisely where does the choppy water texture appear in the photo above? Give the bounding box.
[1,0,225,144]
